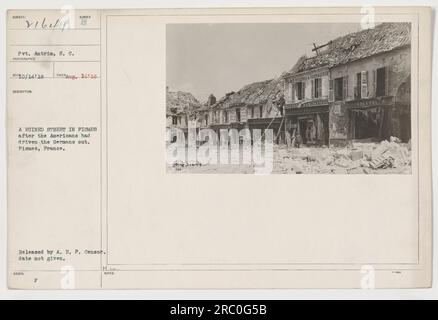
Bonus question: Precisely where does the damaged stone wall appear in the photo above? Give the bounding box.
[328,46,411,142]
[330,46,411,100]
[316,114,325,141]
[394,75,411,141]
[387,48,411,97]
[284,69,330,104]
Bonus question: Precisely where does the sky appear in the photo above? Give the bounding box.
[166,23,362,102]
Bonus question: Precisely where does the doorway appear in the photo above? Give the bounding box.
[352,107,381,140]
[298,117,316,145]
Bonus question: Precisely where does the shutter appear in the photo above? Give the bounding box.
[343,75,348,100]
[328,79,334,102]
[311,79,314,99]
[318,79,322,98]
[353,73,358,99]
[361,71,368,98]
[372,70,377,97]
[302,82,306,100]
[290,83,295,102]
[385,66,390,96]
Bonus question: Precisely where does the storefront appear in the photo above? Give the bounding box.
[284,102,329,146]
[346,96,396,141]
[247,117,285,144]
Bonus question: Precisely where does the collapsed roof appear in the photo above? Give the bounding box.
[166,90,202,116]
[205,54,312,111]
[292,22,411,73]
[206,75,286,111]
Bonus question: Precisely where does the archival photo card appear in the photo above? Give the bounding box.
[6,7,432,289]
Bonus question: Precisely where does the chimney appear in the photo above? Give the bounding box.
[208,94,216,106]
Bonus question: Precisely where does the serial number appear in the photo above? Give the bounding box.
[214,305,267,316]
[170,304,267,318]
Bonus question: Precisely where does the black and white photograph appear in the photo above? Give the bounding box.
[166,22,412,174]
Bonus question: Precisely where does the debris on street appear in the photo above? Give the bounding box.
[272,138,411,174]
[167,138,411,174]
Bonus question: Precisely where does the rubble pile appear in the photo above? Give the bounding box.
[167,138,411,174]
[273,137,411,174]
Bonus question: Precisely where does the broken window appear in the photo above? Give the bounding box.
[334,77,344,101]
[354,72,369,100]
[236,108,241,122]
[352,107,382,139]
[361,71,369,99]
[312,78,322,99]
[376,67,387,97]
[204,114,208,126]
[343,76,348,100]
[354,72,362,99]
[172,116,178,125]
[259,105,263,118]
[296,82,305,100]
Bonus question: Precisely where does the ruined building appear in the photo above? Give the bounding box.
[283,22,411,145]
[166,88,202,139]
[194,78,286,142]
